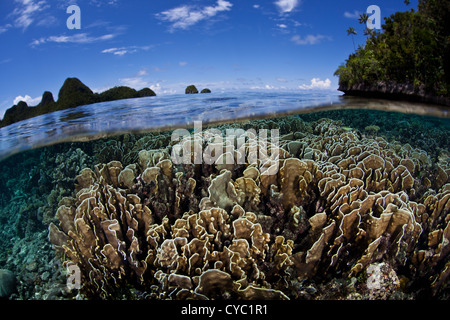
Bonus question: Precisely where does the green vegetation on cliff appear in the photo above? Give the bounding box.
[98,86,156,102]
[185,85,199,94]
[1,78,156,128]
[335,0,449,102]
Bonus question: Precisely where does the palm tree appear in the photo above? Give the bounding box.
[363,27,376,37]
[359,13,369,25]
[347,27,357,51]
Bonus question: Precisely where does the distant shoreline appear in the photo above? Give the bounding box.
[338,82,450,108]
[0,80,215,128]
[0,77,157,128]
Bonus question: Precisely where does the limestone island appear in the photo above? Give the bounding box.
[0,77,156,128]
[185,85,199,94]
[334,1,449,107]
[185,85,212,94]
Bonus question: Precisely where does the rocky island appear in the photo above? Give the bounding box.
[335,0,449,107]
[185,85,199,94]
[0,78,156,128]
[185,85,211,94]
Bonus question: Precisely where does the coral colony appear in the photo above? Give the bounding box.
[171,121,280,174]
[46,117,450,299]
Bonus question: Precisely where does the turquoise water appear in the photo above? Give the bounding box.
[0,92,449,300]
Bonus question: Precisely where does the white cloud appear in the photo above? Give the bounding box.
[31,33,117,46]
[274,0,300,13]
[344,10,362,19]
[36,15,58,27]
[179,61,188,66]
[102,45,153,56]
[156,0,233,31]
[0,24,12,34]
[119,77,150,89]
[277,24,288,29]
[118,68,160,90]
[118,77,172,95]
[291,34,329,45]
[299,78,331,90]
[13,95,41,106]
[153,66,166,72]
[277,77,287,82]
[149,83,163,94]
[136,69,148,77]
[10,0,50,31]
[89,0,119,7]
[253,4,260,9]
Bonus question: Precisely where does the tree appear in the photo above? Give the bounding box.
[347,27,357,51]
[358,13,369,24]
[363,27,376,36]
[336,2,449,98]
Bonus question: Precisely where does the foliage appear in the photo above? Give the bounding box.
[97,86,156,102]
[335,0,449,97]
[56,78,97,110]
[185,85,199,94]
[137,88,157,97]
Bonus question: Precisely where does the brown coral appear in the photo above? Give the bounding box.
[49,118,450,299]
[49,161,290,299]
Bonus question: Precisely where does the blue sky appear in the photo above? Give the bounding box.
[0,0,417,118]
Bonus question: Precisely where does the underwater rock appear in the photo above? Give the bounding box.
[0,269,16,298]
[185,85,199,94]
[365,262,400,300]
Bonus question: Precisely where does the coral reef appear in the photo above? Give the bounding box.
[49,162,289,299]
[48,117,450,299]
[0,107,448,300]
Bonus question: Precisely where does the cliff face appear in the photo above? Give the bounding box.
[338,82,450,107]
[0,78,157,128]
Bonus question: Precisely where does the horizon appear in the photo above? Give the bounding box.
[0,0,417,119]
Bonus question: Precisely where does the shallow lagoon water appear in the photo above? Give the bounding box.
[0,91,449,300]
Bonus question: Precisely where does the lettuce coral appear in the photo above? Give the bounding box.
[48,118,450,299]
